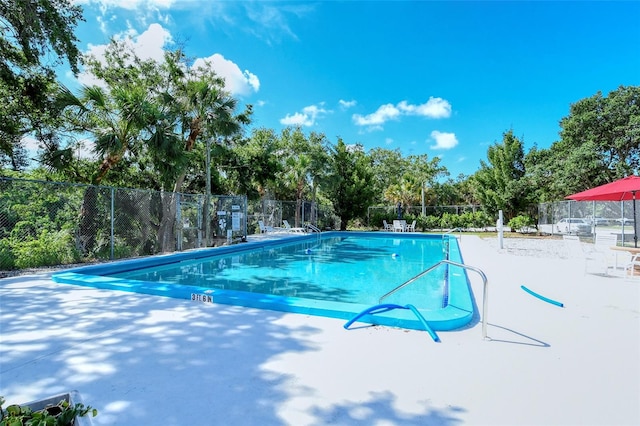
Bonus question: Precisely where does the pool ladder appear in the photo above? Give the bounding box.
[441,228,462,259]
[378,260,490,340]
[305,222,322,246]
[305,222,321,233]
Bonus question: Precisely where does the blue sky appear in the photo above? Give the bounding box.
[64,0,640,178]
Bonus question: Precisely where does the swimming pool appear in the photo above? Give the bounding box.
[52,232,475,331]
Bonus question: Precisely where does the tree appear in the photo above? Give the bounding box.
[142,50,252,251]
[538,86,640,199]
[305,132,331,224]
[50,83,153,254]
[47,40,252,252]
[325,139,376,230]
[0,0,84,162]
[430,174,479,207]
[218,128,283,199]
[53,84,151,185]
[369,148,447,211]
[368,148,405,205]
[272,127,329,226]
[383,177,418,213]
[523,86,640,202]
[473,129,532,220]
[403,153,447,211]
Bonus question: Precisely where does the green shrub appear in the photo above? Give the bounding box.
[422,215,441,230]
[347,217,367,230]
[508,215,536,233]
[440,212,463,229]
[472,211,493,228]
[0,239,16,270]
[13,230,81,269]
[459,212,474,228]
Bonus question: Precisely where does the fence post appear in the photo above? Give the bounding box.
[110,187,115,260]
[198,195,203,248]
[176,193,182,251]
[243,195,248,239]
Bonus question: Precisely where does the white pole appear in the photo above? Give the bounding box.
[498,210,504,249]
[205,137,211,247]
[592,200,596,236]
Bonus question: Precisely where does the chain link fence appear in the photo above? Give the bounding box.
[538,200,638,243]
[0,177,342,271]
[0,177,250,270]
[247,199,338,234]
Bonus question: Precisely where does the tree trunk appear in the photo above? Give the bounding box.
[77,185,99,256]
[76,146,126,256]
[156,118,199,252]
[157,191,177,253]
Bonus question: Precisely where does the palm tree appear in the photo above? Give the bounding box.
[54,84,150,184]
[151,58,252,251]
[275,128,329,227]
[51,83,151,254]
[384,177,421,216]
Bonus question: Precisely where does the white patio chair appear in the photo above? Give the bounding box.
[589,234,626,276]
[382,220,393,231]
[258,220,284,234]
[563,235,584,259]
[566,233,623,276]
[625,253,640,281]
[282,220,306,233]
[405,220,416,232]
[393,220,405,232]
[258,220,274,234]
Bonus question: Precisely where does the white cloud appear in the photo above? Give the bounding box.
[21,136,41,157]
[280,104,329,126]
[280,112,311,126]
[352,103,401,127]
[353,97,452,130]
[339,99,357,110]
[193,54,260,97]
[78,24,259,98]
[356,125,383,134]
[429,130,459,150]
[79,23,172,87]
[345,144,361,153]
[75,0,175,34]
[242,2,315,44]
[398,97,451,119]
[128,23,172,61]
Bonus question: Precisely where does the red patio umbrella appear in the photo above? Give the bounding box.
[566,176,640,247]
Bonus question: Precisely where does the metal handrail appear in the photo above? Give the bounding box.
[305,222,321,233]
[443,227,463,241]
[442,228,462,256]
[379,260,489,339]
[305,222,322,245]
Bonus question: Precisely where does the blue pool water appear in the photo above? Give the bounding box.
[52,232,475,331]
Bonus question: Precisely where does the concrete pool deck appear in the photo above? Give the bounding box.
[1,235,638,425]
